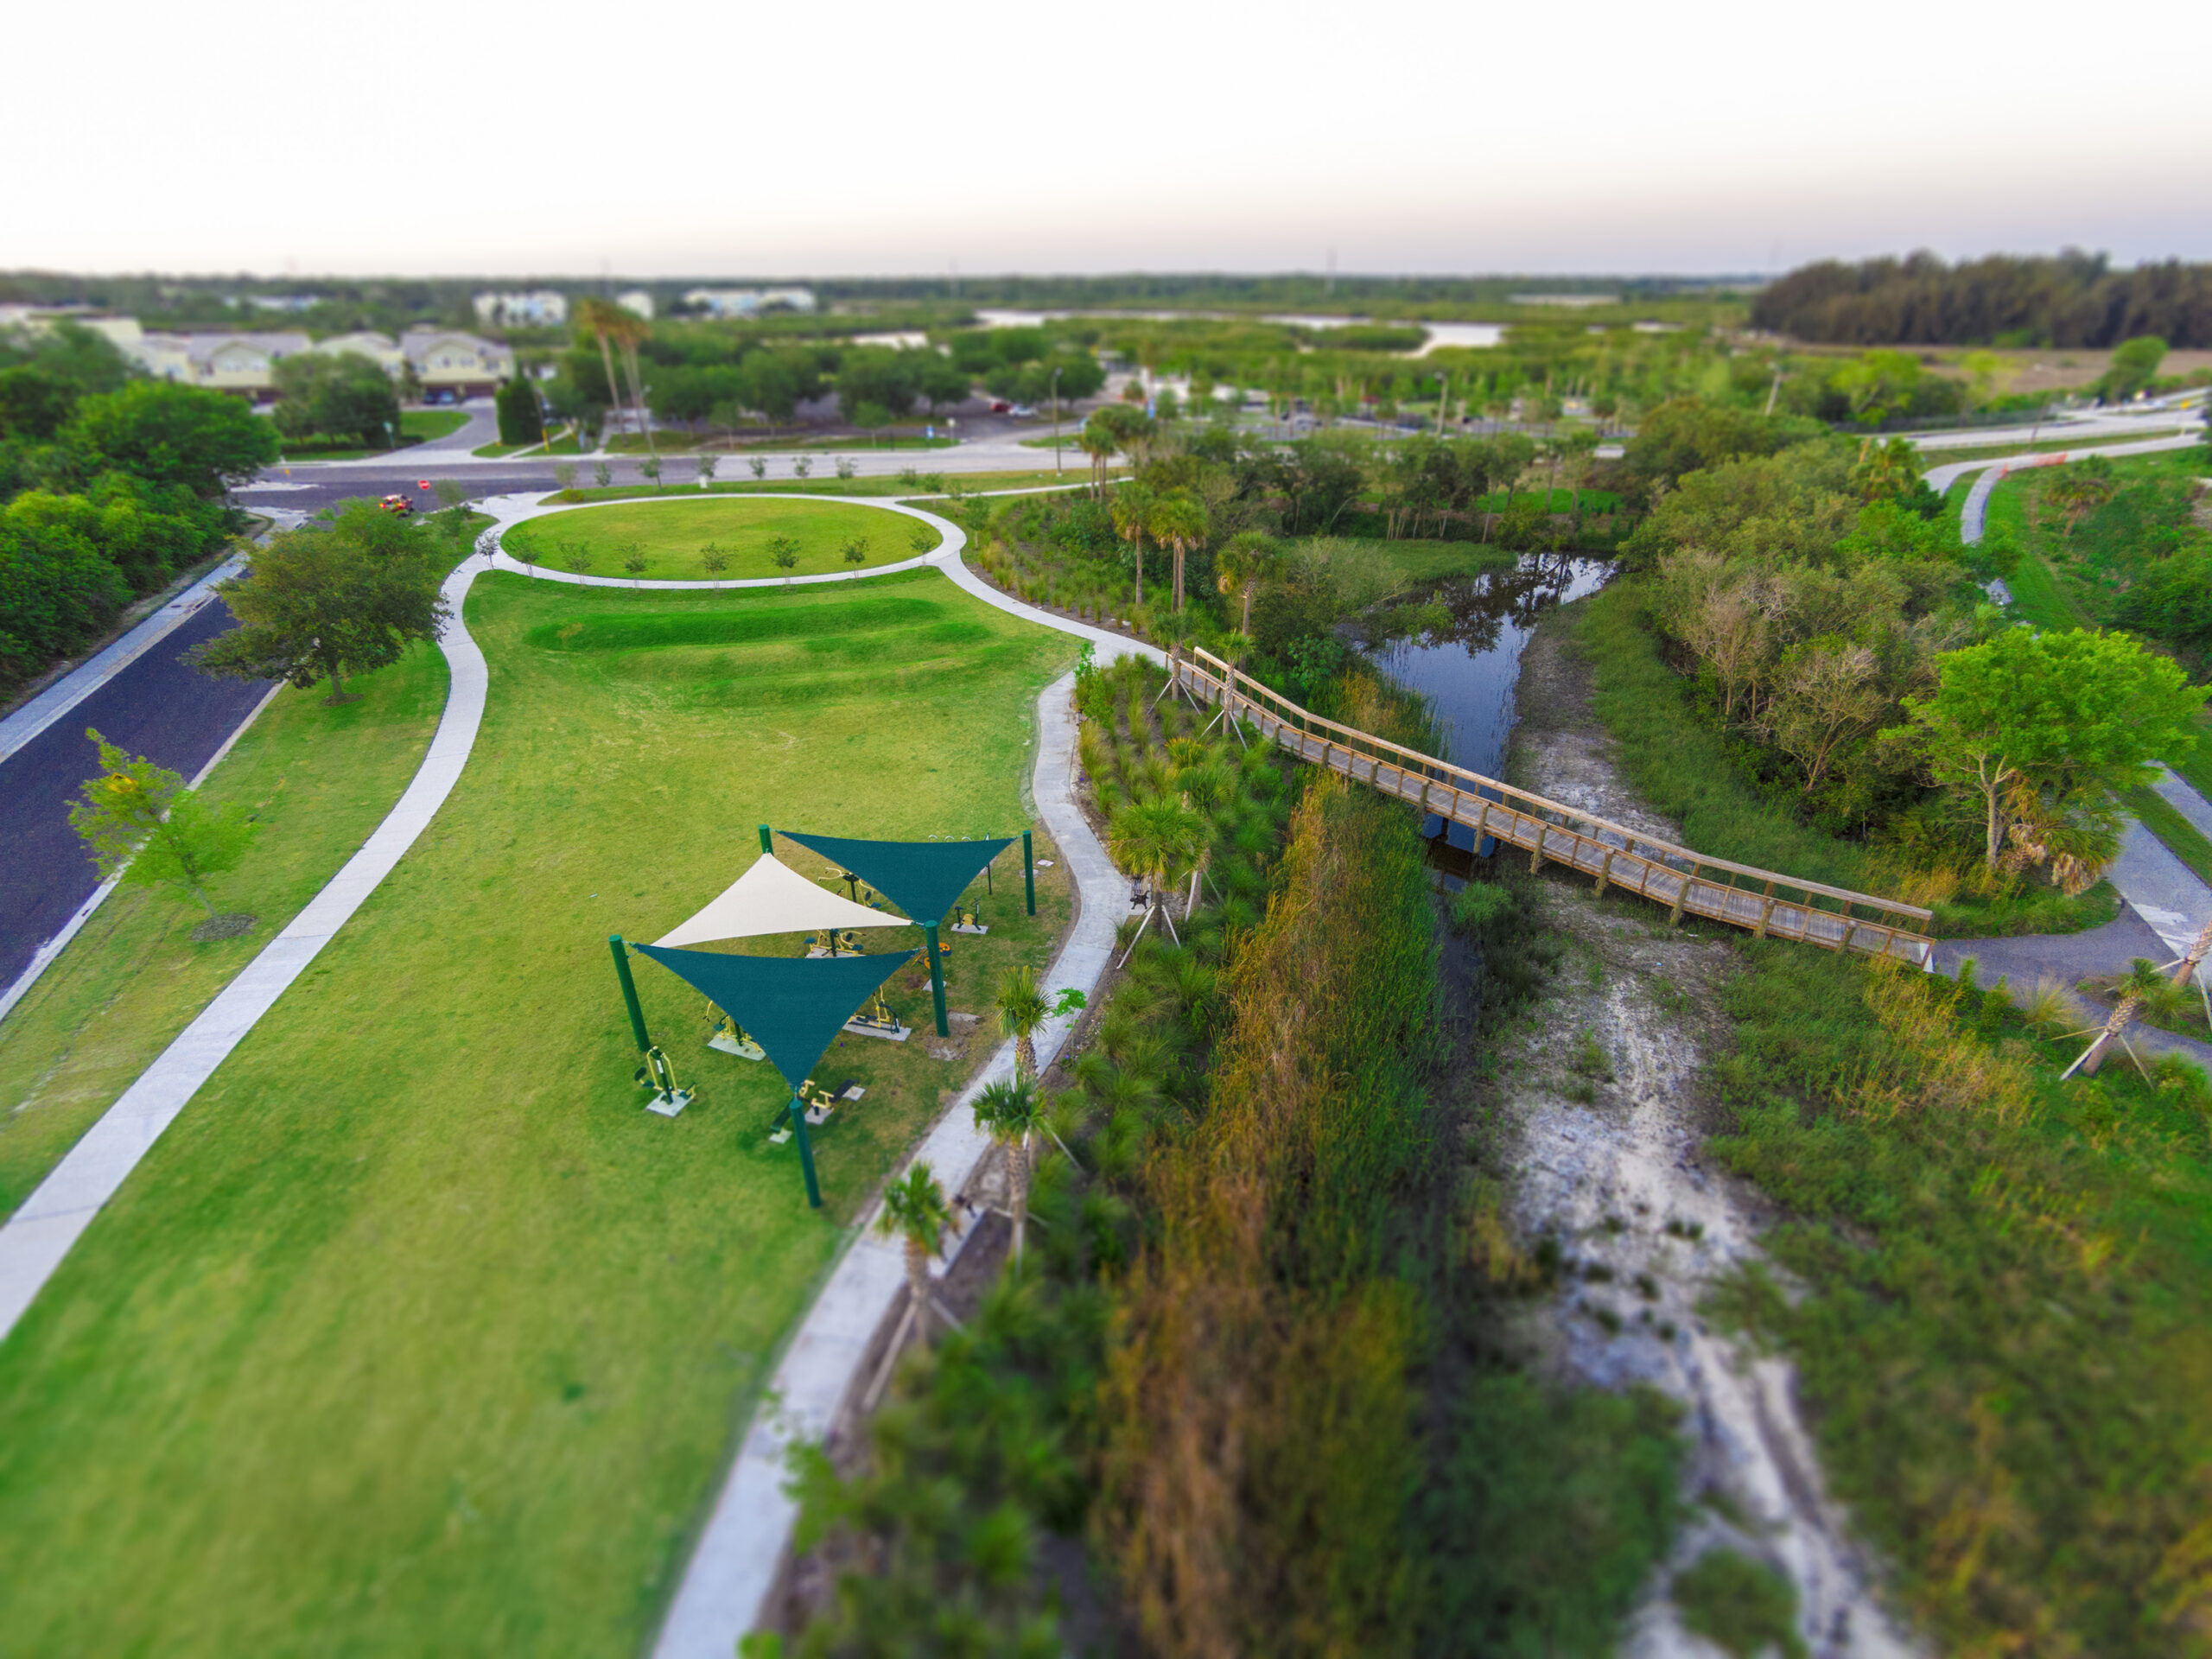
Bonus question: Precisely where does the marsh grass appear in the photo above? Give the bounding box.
[1707,944,2212,1655]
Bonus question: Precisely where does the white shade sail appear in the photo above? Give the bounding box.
[652,855,914,948]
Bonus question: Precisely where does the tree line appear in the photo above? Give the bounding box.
[1751,250,2212,349]
[0,321,278,693]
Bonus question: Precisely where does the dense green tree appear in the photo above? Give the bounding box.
[1621,398,1827,493]
[65,380,278,499]
[1887,628,2204,872]
[835,348,920,424]
[0,366,79,441]
[272,352,401,447]
[0,499,132,688]
[189,499,449,703]
[494,372,544,446]
[2101,335,2169,401]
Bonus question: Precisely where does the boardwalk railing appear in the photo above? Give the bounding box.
[1171,645,1936,965]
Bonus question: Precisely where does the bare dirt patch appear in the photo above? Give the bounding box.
[1497,610,1920,1658]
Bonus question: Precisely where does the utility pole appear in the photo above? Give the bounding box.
[1051,365,1064,474]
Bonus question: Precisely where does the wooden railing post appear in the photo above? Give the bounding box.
[1669,863,1694,925]
[1596,848,1615,895]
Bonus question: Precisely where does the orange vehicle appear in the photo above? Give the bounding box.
[379,493,414,516]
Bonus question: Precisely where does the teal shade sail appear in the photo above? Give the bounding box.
[633,943,918,1093]
[780,833,1014,925]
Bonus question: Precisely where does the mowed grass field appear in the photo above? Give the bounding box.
[503,496,939,582]
[0,567,1075,1653]
[0,648,450,1219]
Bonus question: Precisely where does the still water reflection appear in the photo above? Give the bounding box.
[1368,554,1611,862]
[1371,554,1613,780]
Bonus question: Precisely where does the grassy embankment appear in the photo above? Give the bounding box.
[275,408,470,461]
[0,647,449,1217]
[0,567,1075,1654]
[777,660,1681,1657]
[1708,943,2212,1656]
[501,496,938,582]
[1575,582,2115,938]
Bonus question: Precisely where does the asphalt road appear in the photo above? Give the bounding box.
[0,601,272,988]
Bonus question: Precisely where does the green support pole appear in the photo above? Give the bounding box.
[609,936,649,1052]
[1022,830,1036,916]
[790,1092,823,1209]
[757,823,772,854]
[924,920,950,1037]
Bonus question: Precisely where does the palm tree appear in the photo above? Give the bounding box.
[1109,793,1208,961]
[1110,482,1155,610]
[995,963,1050,1080]
[972,1077,1045,1265]
[1214,531,1283,639]
[575,298,635,448]
[876,1162,952,1337]
[577,297,657,461]
[2065,957,2190,1078]
[1147,490,1209,613]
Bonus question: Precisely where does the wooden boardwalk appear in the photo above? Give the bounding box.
[1171,645,1936,966]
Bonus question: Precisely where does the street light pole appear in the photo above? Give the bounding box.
[1051,366,1064,474]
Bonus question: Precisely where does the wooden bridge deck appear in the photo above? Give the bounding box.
[1171,646,1935,966]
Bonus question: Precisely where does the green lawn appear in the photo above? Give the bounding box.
[1981,476,2094,631]
[504,497,938,582]
[0,651,450,1219]
[0,568,1076,1653]
[402,409,469,442]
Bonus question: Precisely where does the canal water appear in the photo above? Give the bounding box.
[1368,553,1612,858]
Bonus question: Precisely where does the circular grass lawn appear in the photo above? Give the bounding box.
[503,496,941,582]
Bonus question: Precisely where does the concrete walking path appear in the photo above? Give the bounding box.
[1931,428,2204,543]
[0,551,495,1343]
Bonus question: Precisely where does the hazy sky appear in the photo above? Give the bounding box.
[9,0,2205,279]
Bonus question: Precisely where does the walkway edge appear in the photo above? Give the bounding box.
[0,556,494,1344]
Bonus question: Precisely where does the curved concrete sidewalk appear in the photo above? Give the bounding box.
[651,556,1161,1659]
[0,551,496,1343]
[1933,428,2204,543]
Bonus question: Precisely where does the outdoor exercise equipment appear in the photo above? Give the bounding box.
[636,942,918,1208]
[844,982,909,1042]
[706,1002,766,1060]
[805,929,863,958]
[634,1044,693,1116]
[780,831,1018,1038]
[950,905,988,936]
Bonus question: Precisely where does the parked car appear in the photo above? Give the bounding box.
[1008,404,1036,417]
[987,400,1011,414]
